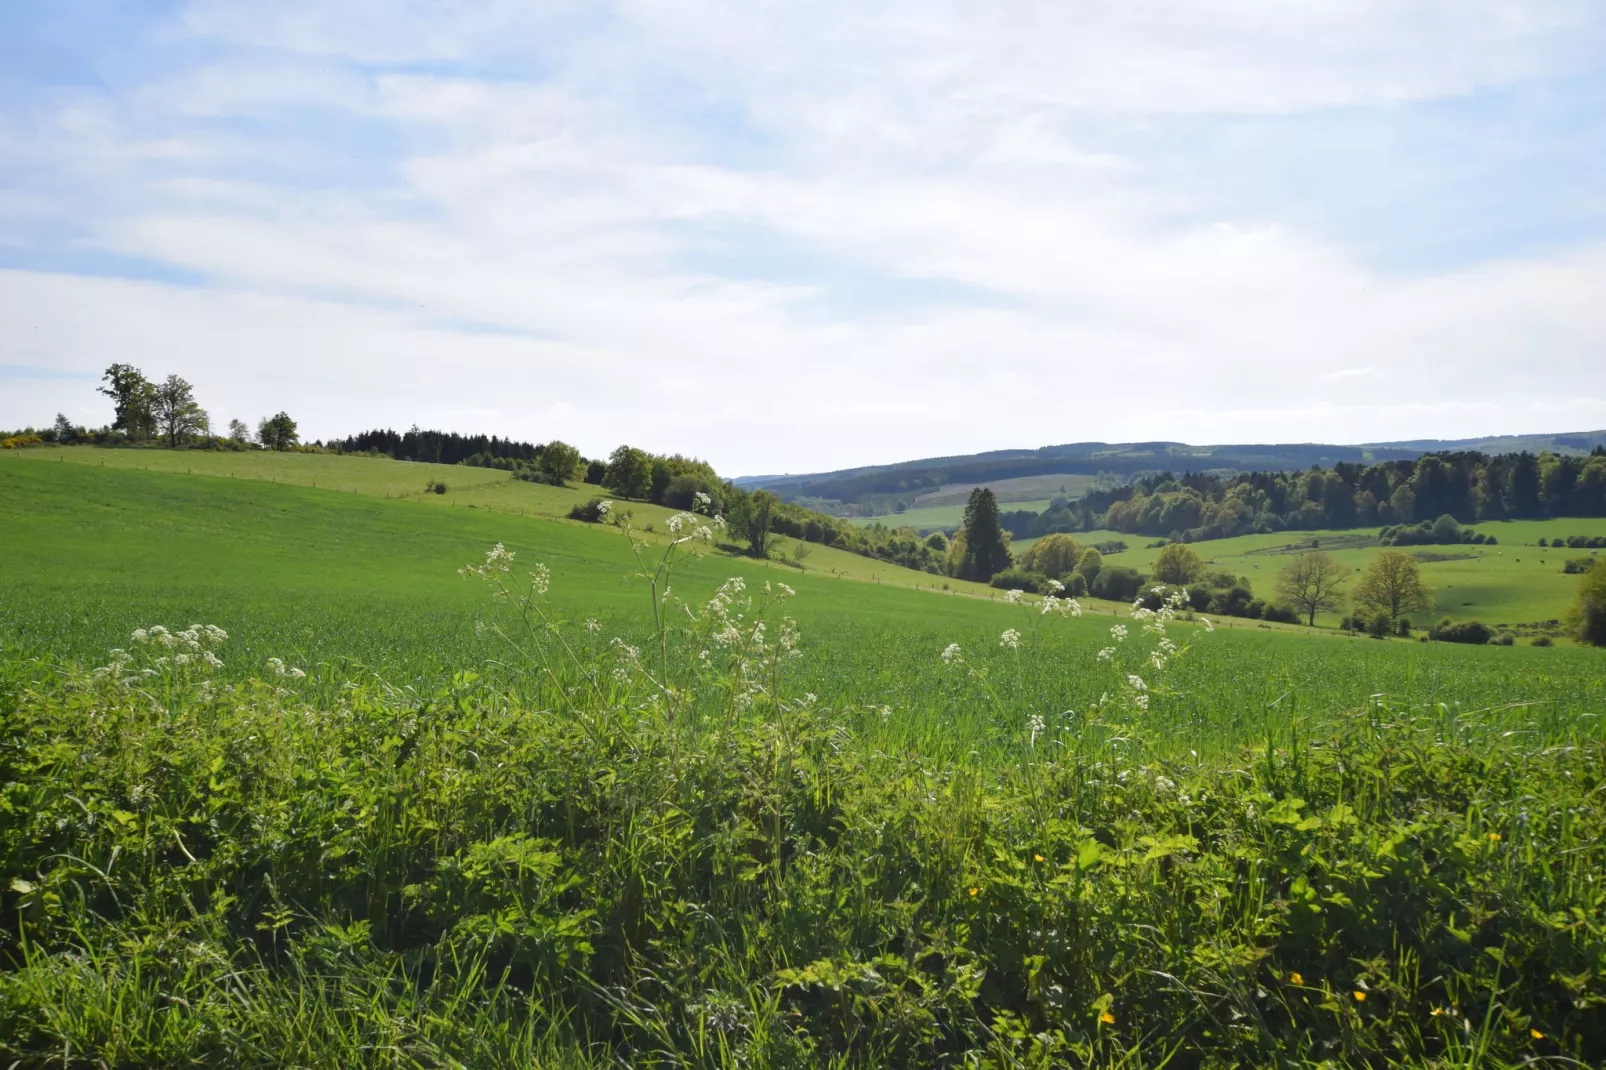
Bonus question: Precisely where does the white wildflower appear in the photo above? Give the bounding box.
[1003,589,1023,605]
[1000,628,1021,650]
[288,667,306,680]
[529,563,551,595]
[597,500,613,517]
[1127,674,1147,691]
[693,491,712,510]
[1150,653,1166,672]
[1047,578,1065,594]
[586,618,601,632]
[131,628,148,644]
[1132,693,1150,711]
[941,642,962,663]
[1110,624,1128,642]
[1200,616,1215,632]
[1096,647,1115,662]
[1028,714,1046,745]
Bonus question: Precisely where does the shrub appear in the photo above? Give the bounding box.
[1493,634,1515,646]
[1563,558,1595,574]
[1396,617,1412,638]
[1261,603,1299,624]
[1090,565,1143,602]
[1532,636,1554,647]
[1430,619,1493,645]
[567,498,614,524]
[426,481,448,495]
[989,568,1048,594]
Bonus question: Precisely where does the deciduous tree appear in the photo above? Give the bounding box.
[257,412,300,451]
[1152,543,1206,585]
[98,363,156,440]
[1353,550,1432,628]
[536,440,582,484]
[1275,551,1351,626]
[152,374,209,446]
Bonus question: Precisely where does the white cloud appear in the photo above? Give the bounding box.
[2,1,1605,472]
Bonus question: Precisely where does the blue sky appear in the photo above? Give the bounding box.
[3,0,1605,473]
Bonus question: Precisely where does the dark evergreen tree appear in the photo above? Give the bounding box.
[959,488,1011,582]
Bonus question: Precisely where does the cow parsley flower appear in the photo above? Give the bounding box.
[1110,624,1128,642]
[1000,628,1021,650]
[1096,647,1115,662]
[1003,589,1023,605]
[941,643,962,663]
[1127,674,1147,691]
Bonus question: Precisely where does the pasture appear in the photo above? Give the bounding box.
[2,451,1604,1066]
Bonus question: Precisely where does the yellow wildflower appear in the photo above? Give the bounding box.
[1487,832,1502,842]
[1100,1012,1116,1025]
[968,886,979,897]
[1353,991,1367,1002]
[1034,854,1045,863]
[1289,972,1304,985]
[1531,1029,1544,1040]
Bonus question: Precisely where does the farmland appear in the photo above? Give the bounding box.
[2,450,1605,1067]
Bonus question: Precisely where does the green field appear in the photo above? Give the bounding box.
[2,450,1604,1066]
[1013,522,1606,630]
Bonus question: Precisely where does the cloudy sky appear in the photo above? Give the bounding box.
[3,2,1604,474]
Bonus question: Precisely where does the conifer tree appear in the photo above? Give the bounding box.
[959,487,1010,582]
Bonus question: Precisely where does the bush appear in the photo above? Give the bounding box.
[1493,634,1515,646]
[1261,603,1299,624]
[1575,564,1606,647]
[989,568,1049,594]
[1563,558,1596,574]
[426,481,448,495]
[1396,617,1412,638]
[1532,636,1554,647]
[1090,565,1143,602]
[1430,619,1493,645]
[567,498,614,524]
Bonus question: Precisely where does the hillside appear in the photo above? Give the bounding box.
[742,431,1606,512]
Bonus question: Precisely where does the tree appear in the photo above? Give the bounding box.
[257,412,300,451]
[1353,550,1432,628]
[1152,543,1206,585]
[1075,547,1103,587]
[1275,551,1351,626]
[537,440,583,485]
[227,419,250,443]
[51,413,75,443]
[98,363,156,440]
[1573,563,1606,646]
[959,488,1011,582]
[735,490,777,557]
[604,445,653,499]
[151,375,209,446]
[1022,533,1083,579]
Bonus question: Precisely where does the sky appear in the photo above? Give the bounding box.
[2,1,1605,476]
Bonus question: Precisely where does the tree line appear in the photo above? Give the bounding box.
[4,364,300,452]
[1003,449,1606,543]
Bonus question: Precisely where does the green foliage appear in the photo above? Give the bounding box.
[1151,542,1206,585]
[98,363,157,441]
[959,488,1011,582]
[988,567,1049,594]
[256,411,300,451]
[537,440,584,485]
[1431,619,1495,645]
[1020,532,1083,579]
[1574,563,1606,646]
[1090,565,1143,602]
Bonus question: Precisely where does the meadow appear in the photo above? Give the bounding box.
[1016,520,1606,630]
[849,499,1057,533]
[2,451,1604,1067]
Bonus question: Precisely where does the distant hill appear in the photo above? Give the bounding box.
[740,431,1606,513]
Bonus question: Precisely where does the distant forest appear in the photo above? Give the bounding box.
[1004,449,1606,542]
[332,428,545,467]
